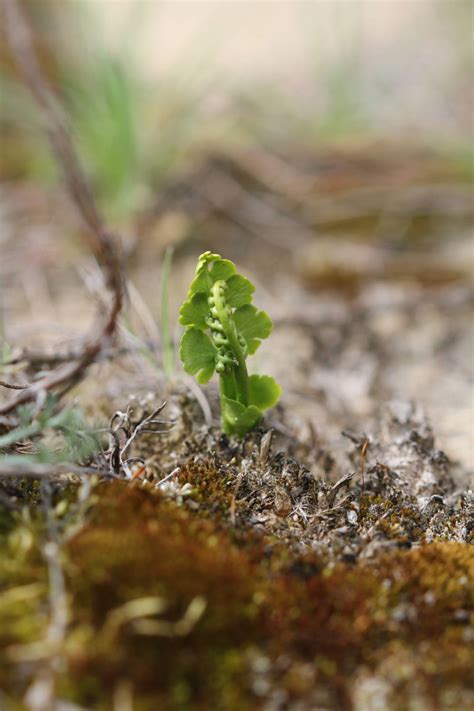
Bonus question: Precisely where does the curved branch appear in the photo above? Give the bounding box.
[1,0,124,415]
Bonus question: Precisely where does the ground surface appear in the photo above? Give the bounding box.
[0,145,473,710]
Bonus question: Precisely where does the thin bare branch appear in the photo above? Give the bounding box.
[106,402,171,478]
[0,461,110,479]
[0,380,29,390]
[1,0,124,415]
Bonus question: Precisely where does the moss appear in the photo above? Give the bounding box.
[1,461,472,710]
[0,509,47,691]
[36,483,470,709]
[62,483,263,709]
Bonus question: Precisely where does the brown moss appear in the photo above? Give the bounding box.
[52,482,474,710]
[64,483,264,709]
[1,444,472,711]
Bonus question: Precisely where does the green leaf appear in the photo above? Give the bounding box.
[179,328,216,384]
[188,269,213,297]
[187,254,236,297]
[179,292,210,329]
[233,305,273,354]
[225,274,254,308]
[196,251,221,272]
[209,258,236,282]
[220,396,263,437]
[248,375,281,411]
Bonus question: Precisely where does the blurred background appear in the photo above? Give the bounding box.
[1,0,473,469]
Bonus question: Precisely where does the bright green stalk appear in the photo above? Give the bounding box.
[178,252,281,437]
[210,280,249,405]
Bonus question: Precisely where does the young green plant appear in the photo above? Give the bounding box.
[179,252,281,436]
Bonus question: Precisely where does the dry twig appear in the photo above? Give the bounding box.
[1,0,124,415]
[106,402,172,478]
[0,379,29,390]
[0,461,108,479]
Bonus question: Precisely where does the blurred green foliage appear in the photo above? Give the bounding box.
[0,396,100,469]
[1,0,472,225]
[63,54,143,222]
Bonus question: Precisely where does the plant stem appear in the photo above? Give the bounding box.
[211,281,249,405]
